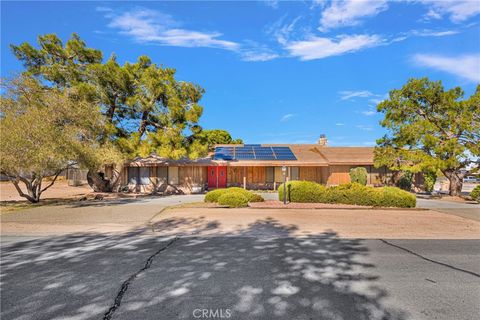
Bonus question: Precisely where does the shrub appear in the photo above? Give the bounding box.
[278,181,327,203]
[471,185,480,203]
[379,186,417,208]
[423,171,437,193]
[204,187,264,203]
[248,193,265,202]
[280,181,416,208]
[349,167,368,185]
[204,189,229,202]
[217,192,249,208]
[396,171,413,191]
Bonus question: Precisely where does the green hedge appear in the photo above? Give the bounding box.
[278,181,416,208]
[204,187,264,204]
[471,185,480,203]
[217,192,249,208]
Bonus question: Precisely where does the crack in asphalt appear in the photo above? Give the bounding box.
[103,237,179,320]
[380,239,480,278]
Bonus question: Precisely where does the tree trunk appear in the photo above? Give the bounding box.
[138,110,149,139]
[87,170,111,192]
[443,169,464,196]
[4,169,67,203]
[87,166,124,192]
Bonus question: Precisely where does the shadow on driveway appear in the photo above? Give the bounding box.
[1,218,407,320]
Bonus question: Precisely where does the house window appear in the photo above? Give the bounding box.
[157,167,168,184]
[139,167,150,185]
[128,167,139,185]
[266,167,274,183]
[168,166,179,185]
[290,167,299,180]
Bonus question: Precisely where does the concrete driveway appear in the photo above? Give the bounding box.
[0,195,205,239]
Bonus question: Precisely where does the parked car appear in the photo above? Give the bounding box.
[463,176,480,183]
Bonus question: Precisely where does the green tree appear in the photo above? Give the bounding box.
[0,75,115,202]
[374,78,479,196]
[193,129,243,151]
[11,34,207,191]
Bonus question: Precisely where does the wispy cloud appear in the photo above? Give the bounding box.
[319,0,388,31]
[356,125,374,131]
[339,90,374,100]
[285,34,383,61]
[335,123,345,126]
[102,7,239,51]
[418,0,480,23]
[339,90,387,105]
[280,113,296,122]
[413,53,480,82]
[240,41,280,61]
[361,110,376,116]
[262,0,279,9]
[410,29,460,37]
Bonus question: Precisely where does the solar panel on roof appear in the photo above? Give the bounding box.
[213,145,296,161]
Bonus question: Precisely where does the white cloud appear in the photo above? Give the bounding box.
[335,123,345,126]
[285,34,383,61]
[280,114,295,122]
[363,141,376,146]
[104,8,239,51]
[356,125,374,131]
[242,51,279,62]
[262,0,279,9]
[369,97,384,104]
[411,29,459,37]
[267,16,303,46]
[413,54,480,82]
[419,0,480,23]
[240,41,280,61]
[362,110,377,116]
[319,0,388,31]
[339,90,374,100]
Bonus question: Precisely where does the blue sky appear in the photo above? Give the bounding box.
[2,1,479,146]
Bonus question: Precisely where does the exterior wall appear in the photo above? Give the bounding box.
[326,165,351,185]
[227,166,271,189]
[179,166,208,191]
[122,165,207,194]
[299,167,323,183]
[118,164,394,193]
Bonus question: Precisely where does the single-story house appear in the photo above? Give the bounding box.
[108,136,397,194]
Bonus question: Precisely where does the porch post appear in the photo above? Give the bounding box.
[216,166,219,188]
[243,167,246,189]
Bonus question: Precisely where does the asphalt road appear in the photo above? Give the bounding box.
[1,194,479,320]
[1,232,479,320]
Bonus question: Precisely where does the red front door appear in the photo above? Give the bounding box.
[208,166,227,188]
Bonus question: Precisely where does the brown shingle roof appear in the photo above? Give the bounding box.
[125,145,375,167]
[213,144,374,166]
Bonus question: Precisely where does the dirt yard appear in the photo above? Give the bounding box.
[0,180,92,202]
[151,207,480,239]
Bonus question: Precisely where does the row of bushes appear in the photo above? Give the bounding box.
[278,181,416,208]
[205,187,264,207]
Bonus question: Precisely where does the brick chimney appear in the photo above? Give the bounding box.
[318,134,327,146]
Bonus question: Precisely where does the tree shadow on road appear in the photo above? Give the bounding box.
[1,216,408,320]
